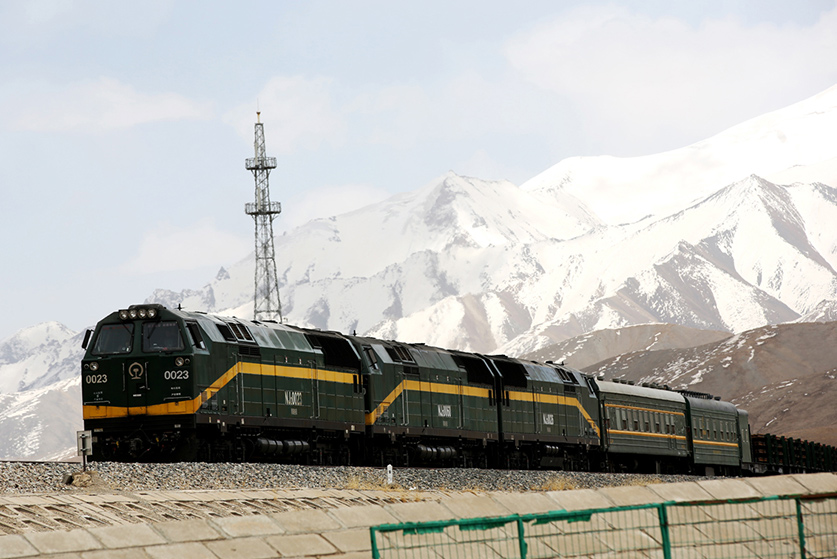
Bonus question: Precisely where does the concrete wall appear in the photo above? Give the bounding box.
[0,473,835,558]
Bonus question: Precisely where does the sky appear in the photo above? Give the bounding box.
[1,0,837,341]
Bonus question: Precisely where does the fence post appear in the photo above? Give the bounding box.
[369,527,380,559]
[516,517,528,559]
[795,498,807,559]
[657,503,672,559]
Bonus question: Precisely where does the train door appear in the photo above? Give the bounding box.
[125,360,149,416]
[401,367,422,428]
[533,385,542,435]
[557,385,569,437]
[234,354,244,415]
[527,384,537,437]
[310,361,320,419]
[218,349,244,416]
[667,414,677,451]
[598,396,609,449]
[397,370,408,426]
[262,358,276,418]
[457,375,464,429]
[240,356,262,417]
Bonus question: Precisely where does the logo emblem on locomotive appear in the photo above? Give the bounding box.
[128,362,144,380]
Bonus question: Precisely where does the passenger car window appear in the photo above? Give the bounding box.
[92,324,134,355]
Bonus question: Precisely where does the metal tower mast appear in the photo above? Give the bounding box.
[244,112,283,322]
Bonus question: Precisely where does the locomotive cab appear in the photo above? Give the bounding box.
[81,304,204,459]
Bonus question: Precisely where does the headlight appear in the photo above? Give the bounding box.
[129,309,138,319]
[119,310,129,320]
[147,308,157,318]
[89,362,99,371]
[138,308,147,318]
[175,357,185,367]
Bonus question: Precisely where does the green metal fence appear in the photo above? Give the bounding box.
[370,493,837,558]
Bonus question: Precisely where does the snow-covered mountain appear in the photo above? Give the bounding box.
[522,323,733,371]
[0,322,80,394]
[501,175,837,354]
[0,377,80,461]
[3,84,837,460]
[147,172,837,356]
[0,324,85,460]
[522,85,837,225]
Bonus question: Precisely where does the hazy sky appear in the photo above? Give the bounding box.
[1,0,837,341]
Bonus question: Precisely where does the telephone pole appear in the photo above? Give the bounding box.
[244,112,283,322]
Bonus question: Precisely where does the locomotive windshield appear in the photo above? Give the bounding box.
[142,321,184,352]
[92,324,134,355]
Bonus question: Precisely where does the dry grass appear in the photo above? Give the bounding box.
[343,473,393,490]
[341,474,425,501]
[530,476,579,492]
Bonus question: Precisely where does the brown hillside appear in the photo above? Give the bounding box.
[521,323,731,370]
[581,322,837,446]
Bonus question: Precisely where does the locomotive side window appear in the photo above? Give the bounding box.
[226,322,255,342]
[363,346,379,369]
[553,366,577,383]
[583,376,596,396]
[216,323,237,342]
[238,325,254,341]
[92,324,134,355]
[229,323,245,339]
[186,322,206,350]
[142,321,184,352]
[384,344,415,363]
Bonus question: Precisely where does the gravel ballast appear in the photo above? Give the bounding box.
[0,461,702,495]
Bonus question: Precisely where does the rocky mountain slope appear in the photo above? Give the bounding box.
[522,323,732,370]
[0,324,84,460]
[578,322,837,447]
[148,172,837,358]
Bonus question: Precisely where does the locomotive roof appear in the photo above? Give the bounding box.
[520,361,582,384]
[170,308,316,352]
[597,379,687,404]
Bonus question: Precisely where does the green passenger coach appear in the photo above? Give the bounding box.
[683,392,742,476]
[597,380,689,473]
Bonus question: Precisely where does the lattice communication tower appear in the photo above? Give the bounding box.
[244,112,283,322]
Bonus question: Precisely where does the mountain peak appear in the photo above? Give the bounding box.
[521,85,837,226]
[1,322,75,359]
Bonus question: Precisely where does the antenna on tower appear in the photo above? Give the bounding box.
[244,112,283,322]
